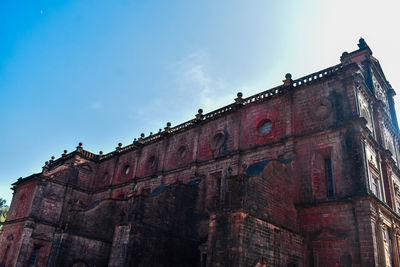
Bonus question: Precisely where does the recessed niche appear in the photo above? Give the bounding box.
[148,156,156,168]
[213,133,225,148]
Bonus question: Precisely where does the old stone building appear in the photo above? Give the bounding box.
[1,39,400,266]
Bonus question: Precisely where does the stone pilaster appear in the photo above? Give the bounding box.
[391,225,400,267]
[108,224,132,267]
[15,220,34,267]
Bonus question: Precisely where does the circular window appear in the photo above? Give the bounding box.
[148,156,156,168]
[258,120,272,135]
[103,173,109,182]
[178,146,187,159]
[123,165,130,175]
[213,133,225,148]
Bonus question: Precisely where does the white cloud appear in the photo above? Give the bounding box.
[172,51,233,112]
[89,102,103,109]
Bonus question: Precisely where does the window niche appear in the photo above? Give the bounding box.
[211,132,227,158]
[103,172,110,183]
[122,165,130,176]
[392,174,400,214]
[370,174,380,199]
[312,147,334,200]
[395,191,400,215]
[28,245,40,266]
[147,156,156,169]
[213,133,225,149]
[325,158,334,198]
[366,144,385,202]
[357,89,374,133]
[369,167,384,201]
[177,146,187,159]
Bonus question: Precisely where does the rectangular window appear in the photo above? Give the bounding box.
[371,175,380,199]
[397,201,400,214]
[325,159,334,197]
[211,171,222,209]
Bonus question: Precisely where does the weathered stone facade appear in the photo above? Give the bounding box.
[1,39,400,266]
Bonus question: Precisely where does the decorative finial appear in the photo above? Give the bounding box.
[150,132,153,135]
[283,73,293,86]
[43,161,49,172]
[165,122,171,133]
[235,92,243,104]
[64,149,68,154]
[76,142,83,151]
[99,151,103,155]
[196,109,204,120]
[139,133,145,143]
[340,51,351,63]
[116,142,123,151]
[358,37,368,49]
[159,129,162,133]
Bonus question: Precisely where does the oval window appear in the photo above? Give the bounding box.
[178,146,187,159]
[103,172,109,182]
[148,156,156,168]
[123,165,130,175]
[258,120,272,135]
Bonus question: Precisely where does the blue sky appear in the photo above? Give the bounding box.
[1,0,400,204]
